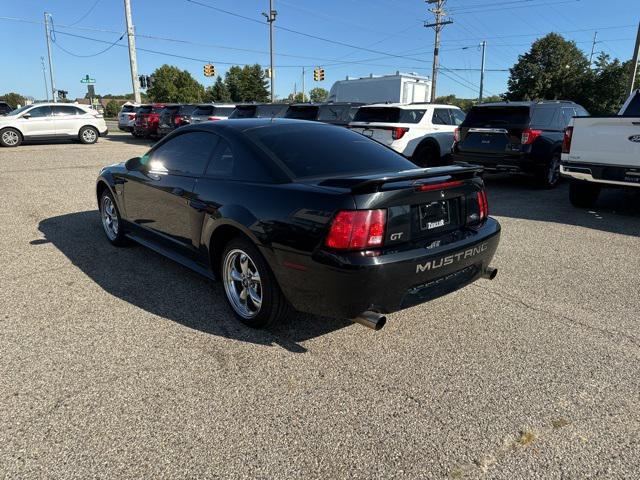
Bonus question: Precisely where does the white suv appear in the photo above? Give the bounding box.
[117,103,140,132]
[0,103,108,147]
[349,103,466,166]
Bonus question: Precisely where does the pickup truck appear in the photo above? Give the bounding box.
[561,90,640,207]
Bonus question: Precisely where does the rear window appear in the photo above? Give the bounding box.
[194,105,214,116]
[246,123,416,180]
[285,106,319,120]
[256,104,288,118]
[317,105,350,122]
[138,106,153,114]
[229,106,256,118]
[353,107,425,124]
[179,105,197,115]
[463,106,530,127]
[121,105,136,113]
[212,107,235,117]
[163,106,181,114]
[622,92,640,116]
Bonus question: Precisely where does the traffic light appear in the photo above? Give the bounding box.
[313,67,325,81]
[147,75,154,89]
[204,64,215,77]
[139,75,147,89]
[58,90,68,100]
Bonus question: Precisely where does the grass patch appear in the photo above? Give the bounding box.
[517,428,537,446]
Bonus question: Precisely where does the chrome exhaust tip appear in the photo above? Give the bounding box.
[482,266,498,280]
[352,311,387,330]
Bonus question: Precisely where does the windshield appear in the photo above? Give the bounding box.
[317,105,349,122]
[10,105,33,116]
[256,104,288,118]
[245,122,415,180]
[284,106,319,120]
[229,106,256,119]
[121,105,136,113]
[463,106,530,127]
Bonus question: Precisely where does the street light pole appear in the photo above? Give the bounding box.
[43,12,57,102]
[124,0,141,103]
[479,41,486,103]
[40,56,49,102]
[263,1,277,102]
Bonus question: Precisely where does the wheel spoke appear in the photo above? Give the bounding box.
[248,287,262,309]
[239,287,248,303]
[240,255,249,275]
[230,268,243,282]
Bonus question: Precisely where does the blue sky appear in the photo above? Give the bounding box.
[1,0,638,101]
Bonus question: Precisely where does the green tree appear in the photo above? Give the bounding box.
[224,64,269,102]
[286,92,306,103]
[0,92,26,109]
[205,76,232,102]
[506,33,590,103]
[104,100,120,118]
[146,65,205,103]
[309,87,328,103]
[582,53,640,114]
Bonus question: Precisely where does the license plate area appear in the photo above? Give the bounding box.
[413,198,461,238]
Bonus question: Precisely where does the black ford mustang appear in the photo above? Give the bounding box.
[96,119,500,329]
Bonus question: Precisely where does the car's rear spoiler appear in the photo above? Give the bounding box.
[318,164,483,194]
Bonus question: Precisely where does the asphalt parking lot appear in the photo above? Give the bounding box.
[1,131,639,479]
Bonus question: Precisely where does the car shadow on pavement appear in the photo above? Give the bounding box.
[103,135,155,147]
[36,211,352,353]
[484,174,640,237]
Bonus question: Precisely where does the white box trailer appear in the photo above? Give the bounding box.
[327,72,432,104]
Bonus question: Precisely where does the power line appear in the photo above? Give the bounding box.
[66,0,102,27]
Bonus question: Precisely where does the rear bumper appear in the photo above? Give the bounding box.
[560,161,640,188]
[271,218,501,319]
[118,125,133,132]
[452,152,542,173]
[133,125,157,136]
[157,125,177,136]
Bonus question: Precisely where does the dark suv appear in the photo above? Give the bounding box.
[452,100,589,188]
[133,103,166,138]
[157,104,197,137]
[0,102,13,116]
[229,103,289,119]
[284,102,363,127]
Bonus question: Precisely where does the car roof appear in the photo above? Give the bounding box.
[362,103,461,109]
[476,100,576,108]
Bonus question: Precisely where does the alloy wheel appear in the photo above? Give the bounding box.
[82,128,97,143]
[223,249,263,319]
[101,195,119,240]
[2,130,19,146]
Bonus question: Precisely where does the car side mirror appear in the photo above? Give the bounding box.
[21,113,31,119]
[125,156,144,171]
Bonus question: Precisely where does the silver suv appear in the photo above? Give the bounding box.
[0,103,108,147]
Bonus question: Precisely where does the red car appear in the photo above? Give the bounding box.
[133,103,166,138]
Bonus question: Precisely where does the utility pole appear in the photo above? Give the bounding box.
[43,13,57,102]
[40,57,49,102]
[425,0,453,102]
[263,1,277,102]
[630,22,640,94]
[589,31,598,65]
[302,67,305,102]
[124,0,141,103]
[478,41,486,103]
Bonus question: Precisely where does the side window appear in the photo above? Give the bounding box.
[560,108,575,127]
[148,132,219,176]
[450,109,466,126]
[622,93,640,116]
[206,139,272,182]
[52,105,83,116]
[26,106,52,118]
[432,108,451,125]
[399,109,426,123]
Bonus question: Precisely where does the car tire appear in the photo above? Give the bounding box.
[412,142,440,167]
[79,126,99,145]
[221,237,289,328]
[569,180,601,208]
[536,152,561,189]
[99,189,128,246]
[0,128,22,147]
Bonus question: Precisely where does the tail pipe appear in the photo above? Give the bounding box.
[482,266,498,280]
[352,311,387,330]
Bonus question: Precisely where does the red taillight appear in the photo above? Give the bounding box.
[208,116,222,121]
[325,209,386,250]
[415,180,463,192]
[562,126,573,154]
[521,128,542,145]
[453,127,460,143]
[392,127,409,140]
[477,190,488,221]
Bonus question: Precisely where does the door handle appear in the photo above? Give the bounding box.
[172,187,185,196]
[188,199,207,211]
[114,178,126,185]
